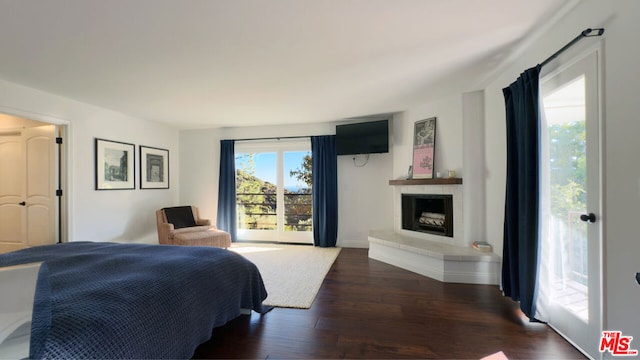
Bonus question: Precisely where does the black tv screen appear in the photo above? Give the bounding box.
[336,119,389,155]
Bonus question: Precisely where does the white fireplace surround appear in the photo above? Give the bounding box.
[368,182,500,285]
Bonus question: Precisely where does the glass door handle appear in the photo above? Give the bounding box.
[580,212,596,223]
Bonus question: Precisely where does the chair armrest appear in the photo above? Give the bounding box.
[196,218,211,226]
[158,223,175,233]
[157,222,176,243]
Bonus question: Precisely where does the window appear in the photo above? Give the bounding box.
[235,139,312,243]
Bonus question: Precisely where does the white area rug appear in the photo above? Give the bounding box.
[231,243,341,309]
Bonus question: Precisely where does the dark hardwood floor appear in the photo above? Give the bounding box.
[193,248,586,359]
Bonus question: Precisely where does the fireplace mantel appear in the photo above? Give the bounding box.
[389,178,462,186]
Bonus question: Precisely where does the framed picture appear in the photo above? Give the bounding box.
[412,117,436,179]
[95,138,135,190]
[140,145,169,189]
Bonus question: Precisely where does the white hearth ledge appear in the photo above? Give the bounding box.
[368,230,500,285]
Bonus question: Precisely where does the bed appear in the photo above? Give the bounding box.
[0,242,268,359]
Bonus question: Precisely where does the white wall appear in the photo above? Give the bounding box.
[338,152,393,248]
[391,94,463,179]
[179,121,393,248]
[462,91,486,245]
[0,78,179,244]
[483,0,640,351]
[390,93,485,247]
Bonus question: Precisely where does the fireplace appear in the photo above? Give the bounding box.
[401,194,453,237]
[372,180,500,284]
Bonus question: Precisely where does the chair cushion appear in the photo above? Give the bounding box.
[173,229,231,248]
[163,206,197,229]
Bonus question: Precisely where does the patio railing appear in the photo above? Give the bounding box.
[236,192,312,231]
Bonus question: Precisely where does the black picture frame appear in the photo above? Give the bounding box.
[140,145,169,189]
[95,138,136,190]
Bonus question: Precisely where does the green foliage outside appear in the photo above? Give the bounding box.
[286,153,313,231]
[548,121,586,221]
[548,120,588,282]
[235,153,312,231]
[289,153,312,187]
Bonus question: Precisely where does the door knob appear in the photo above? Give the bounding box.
[580,212,596,223]
[18,201,26,206]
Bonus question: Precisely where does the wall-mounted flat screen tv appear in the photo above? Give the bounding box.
[336,119,389,155]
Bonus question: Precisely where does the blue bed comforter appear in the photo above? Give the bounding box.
[0,242,268,359]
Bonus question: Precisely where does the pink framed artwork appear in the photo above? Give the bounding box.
[412,117,436,179]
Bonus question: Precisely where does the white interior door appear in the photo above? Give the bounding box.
[24,125,57,247]
[0,130,25,253]
[0,125,57,253]
[538,49,601,358]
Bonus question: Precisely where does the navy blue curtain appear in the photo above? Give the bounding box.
[311,135,338,247]
[502,65,541,319]
[217,140,237,242]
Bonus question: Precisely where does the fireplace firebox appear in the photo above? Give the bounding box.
[401,194,453,237]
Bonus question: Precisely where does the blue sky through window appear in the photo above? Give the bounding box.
[236,151,310,189]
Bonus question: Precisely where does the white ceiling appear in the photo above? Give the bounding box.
[0,0,571,129]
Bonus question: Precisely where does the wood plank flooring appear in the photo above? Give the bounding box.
[193,248,586,359]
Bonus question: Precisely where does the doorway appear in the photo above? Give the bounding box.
[537,49,602,358]
[234,139,313,244]
[0,113,66,253]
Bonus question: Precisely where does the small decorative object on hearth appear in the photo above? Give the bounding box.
[407,165,413,179]
[472,241,493,252]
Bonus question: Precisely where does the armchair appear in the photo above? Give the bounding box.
[156,206,231,248]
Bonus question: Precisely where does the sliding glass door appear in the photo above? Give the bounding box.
[235,139,313,244]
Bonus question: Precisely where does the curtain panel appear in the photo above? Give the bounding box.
[217,140,237,242]
[502,65,541,319]
[311,135,338,247]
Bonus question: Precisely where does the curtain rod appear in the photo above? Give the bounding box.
[540,28,604,67]
[232,135,311,142]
